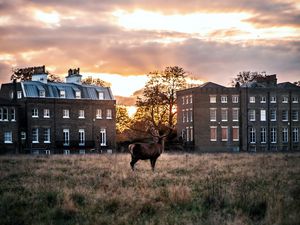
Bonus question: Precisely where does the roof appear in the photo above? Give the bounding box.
[198,82,225,89]
[277,82,300,89]
[22,81,114,100]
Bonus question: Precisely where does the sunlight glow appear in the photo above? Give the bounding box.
[127,106,137,117]
[34,10,61,27]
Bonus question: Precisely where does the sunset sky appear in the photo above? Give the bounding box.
[0,0,300,99]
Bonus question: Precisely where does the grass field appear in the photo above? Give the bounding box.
[0,153,299,225]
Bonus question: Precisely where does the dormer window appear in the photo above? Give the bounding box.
[75,91,81,99]
[60,90,66,98]
[17,91,22,99]
[39,90,45,98]
[98,92,104,100]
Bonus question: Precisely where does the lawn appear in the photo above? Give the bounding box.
[0,153,299,225]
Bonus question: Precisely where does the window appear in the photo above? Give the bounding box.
[182,96,185,105]
[185,96,189,104]
[270,109,276,121]
[186,109,189,122]
[100,128,106,146]
[182,109,186,122]
[79,129,85,146]
[292,110,298,121]
[292,128,299,143]
[63,129,70,146]
[260,110,266,121]
[249,96,255,103]
[64,150,70,155]
[106,109,112,119]
[2,107,8,120]
[260,96,266,103]
[45,150,51,155]
[186,127,190,141]
[39,90,45,98]
[63,109,69,118]
[0,108,2,120]
[221,126,228,141]
[249,109,255,121]
[44,128,51,143]
[11,108,15,121]
[189,95,193,104]
[17,91,22,99]
[21,132,26,140]
[98,92,104,100]
[270,128,277,143]
[210,108,217,121]
[96,109,102,119]
[32,108,38,118]
[210,126,217,141]
[190,126,193,142]
[60,90,66,98]
[282,96,288,103]
[282,110,288,121]
[79,110,85,119]
[79,149,85,154]
[232,108,239,122]
[249,127,256,143]
[44,109,50,118]
[32,128,39,143]
[232,126,239,141]
[221,108,228,121]
[232,95,239,103]
[4,132,12,143]
[210,95,216,103]
[261,127,267,143]
[75,91,81,99]
[292,96,299,103]
[270,96,276,103]
[189,109,193,122]
[282,128,288,143]
[221,96,227,103]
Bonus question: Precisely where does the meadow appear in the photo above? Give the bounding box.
[0,153,299,225]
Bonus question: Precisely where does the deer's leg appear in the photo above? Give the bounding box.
[150,158,157,171]
[130,157,138,171]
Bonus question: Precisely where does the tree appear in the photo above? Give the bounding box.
[230,71,265,86]
[47,73,63,82]
[136,66,187,139]
[294,81,300,86]
[116,105,131,133]
[82,76,111,87]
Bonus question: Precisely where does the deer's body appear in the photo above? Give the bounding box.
[128,141,163,171]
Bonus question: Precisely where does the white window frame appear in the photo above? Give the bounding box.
[221,126,228,141]
[63,109,70,118]
[260,109,266,121]
[270,96,276,103]
[221,95,227,103]
[189,108,193,122]
[249,109,255,121]
[39,90,45,98]
[185,96,189,104]
[64,150,70,155]
[98,92,104,100]
[182,96,185,105]
[282,96,288,103]
[190,126,193,142]
[249,127,256,144]
[282,110,288,121]
[210,126,217,142]
[0,108,2,121]
[182,109,186,123]
[44,128,51,143]
[4,131,12,144]
[32,128,39,143]
[270,109,276,121]
[79,149,85,154]
[292,96,298,103]
[270,128,277,144]
[186,127,190,141]
[96,109,102,119]
[232,126,239,141]
[75,91,81,99]
[292,110,298,121]
[17,91,22,99]
[11,108,15,121]
[63,129,70,146]
[282,128,288,143]
[106,109,112,119]
[186,109,189,122]
[60,90,66,98]
[221,108,228,122]
[210,108,217,122]
[78,110,85,119]
[79,129,85,146]
[21,132,26,140]
[232,108,239,122]
[3,107,8,121]
[189,95,193,104]
[210,95,216,103]
[45,150,51,155]
[260,127,267,143]
[292,128,299,143]
[100,128,106,146]
[249,96,255,103]
[232,95,239,103]
[44,109,50,118]
[32,108,38,118]
[260,96,266,103]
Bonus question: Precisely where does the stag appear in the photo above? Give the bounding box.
[128,137,165,171]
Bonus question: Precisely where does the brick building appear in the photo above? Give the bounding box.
[177,75,300,151]
[0,66,116,154]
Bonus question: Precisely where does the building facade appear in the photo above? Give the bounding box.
[0,66,116,154]
[177,75,300,151]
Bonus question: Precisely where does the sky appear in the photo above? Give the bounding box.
[0,0,300,100]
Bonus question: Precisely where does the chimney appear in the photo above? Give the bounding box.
[65,68,82,84]
[31,65,48,84]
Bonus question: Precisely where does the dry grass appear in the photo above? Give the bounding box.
[0,153,299,225]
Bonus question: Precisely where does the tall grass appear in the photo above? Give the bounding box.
[0,153,299,225]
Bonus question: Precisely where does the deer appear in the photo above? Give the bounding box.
[128,136,165,171]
